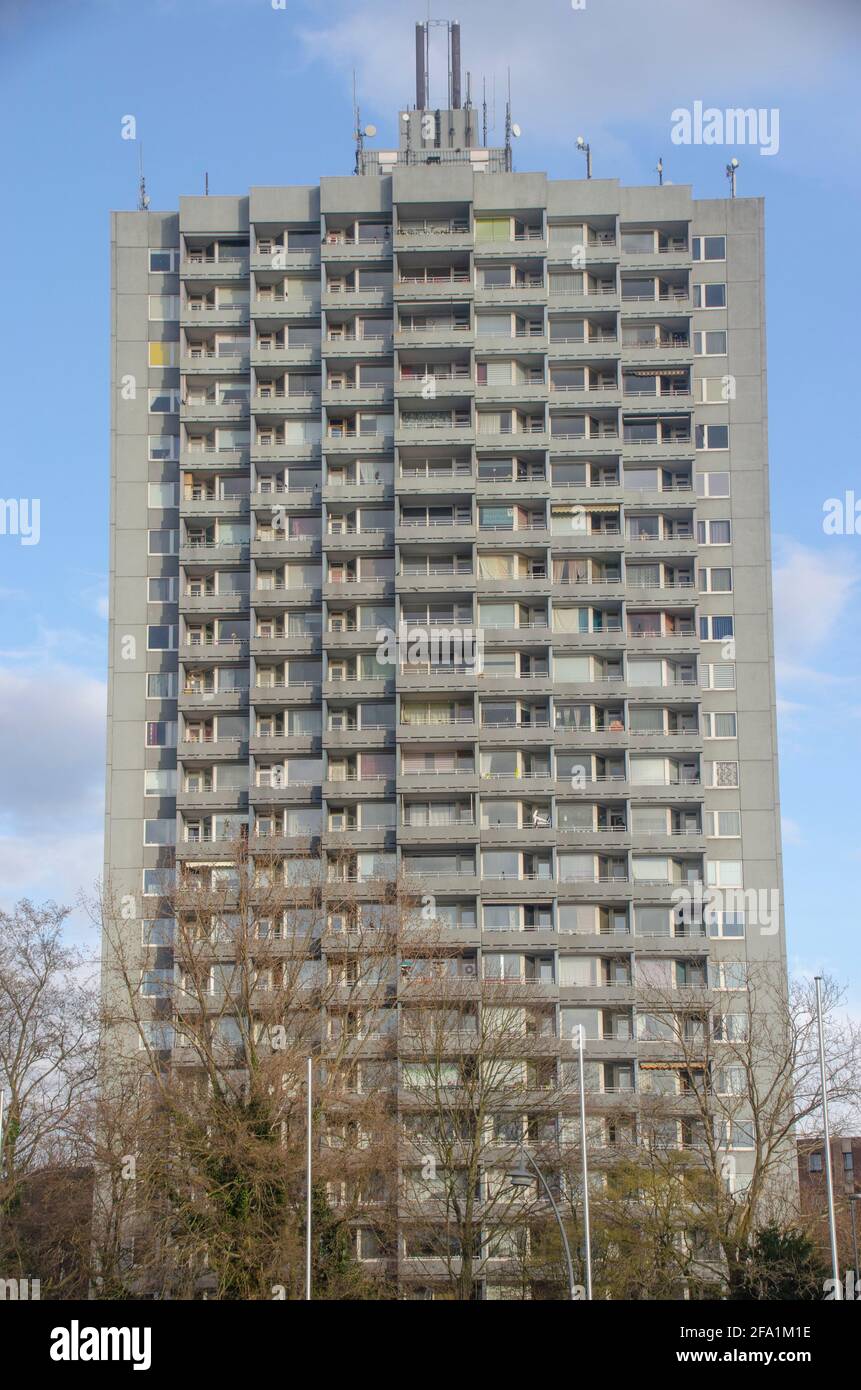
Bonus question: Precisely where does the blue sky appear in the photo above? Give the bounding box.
[0,0,859,1004]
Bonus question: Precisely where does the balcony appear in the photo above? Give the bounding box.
[181,302,250,329]
[395,320,471,350]
[394,271,472,302]
[253,387,323,417]
[397,412,472,447]
[251,294,321,322]
[251,342,321,368]
[178,736,246,761]
[394,221,471,253]
[179,636,249,663]
[179,539,249,564]
[322,284,392,313]
[251,678,323,705]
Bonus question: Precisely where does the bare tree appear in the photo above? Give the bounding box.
[96,843,412,1298]
[571,965,861,1297]
[394,922,572,1300]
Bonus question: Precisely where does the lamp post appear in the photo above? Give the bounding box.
[305,1056,313,1301]
[576,136,592,179]
[574,1024,593,1300]
[509,1146,577,1300]
[815,976,842,1298]
[849,1193,861,1296]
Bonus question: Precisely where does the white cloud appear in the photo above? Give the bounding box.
[0,831,103,923]
[773,540,858,661]
[0,662,106,831]
[781,817,803,847]
[297,0,861,165]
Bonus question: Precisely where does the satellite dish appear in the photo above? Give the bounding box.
[364,123,377,138]
[511,122,522,138]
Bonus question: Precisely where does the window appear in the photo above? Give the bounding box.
[694,330,727,356]
[475,217,513,242]
[148,528,178,555]
[149,249,179,273]
[723,1120,755,1149]
[716,1065,745,1095]
[706,810,741,838]
[713,1012,748,1041]
[699,567,732,593]
[144,819,176,846]
[700,378,731,403]
[140,1022,174,1050]
[148,389,179,414]
[696,423,729,451]
[699,615,734,641]
[707,761,739,788]
[144,770,178,796]
[143,867,175,894]
[707,860,742,887]
[142,918,175,947]
[703,712,737,738]
[712,960,747,992]
[696,471,730,498]
[148,436,178,462]
[147,672,177,698]
[148,295,180,321]
[148,483,177,508]
[146,721,177,748]
[147,625,177,651]
[693,283,726,309]
[148,341,176,367]
[692,236,726,262]
[148,577,177,602]
[702,663,736,690]
[808,1152,823,1174]
[708,911,745,938]
[697,519,732,545]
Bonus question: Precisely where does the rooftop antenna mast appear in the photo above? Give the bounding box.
[465,70,473,145]
[415,21,429,108]
[137,145,150,212]
[449,21,461,109]
[504,68,514,172]
[353,70,363,174]
[353,70,378,175]
[482,77,488,145]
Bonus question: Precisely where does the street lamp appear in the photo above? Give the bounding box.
[725,157,739,197]
[576,135,592,179]
[849,1193,861,1295]
[509,1145,577,1300]
[305,1056,312,1300]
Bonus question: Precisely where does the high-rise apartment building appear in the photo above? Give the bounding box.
[105,22,789,1292]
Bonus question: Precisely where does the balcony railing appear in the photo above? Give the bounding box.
[399,272,471,285]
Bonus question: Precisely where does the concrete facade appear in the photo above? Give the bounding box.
[105,64,789,1282]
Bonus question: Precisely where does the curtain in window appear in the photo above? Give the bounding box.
[478,554,513,578]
